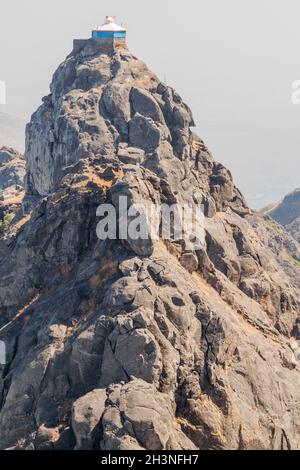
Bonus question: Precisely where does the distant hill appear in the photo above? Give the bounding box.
[0,112,26,153]
[262,188,300,243]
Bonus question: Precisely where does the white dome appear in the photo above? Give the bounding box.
[93,16,126,32]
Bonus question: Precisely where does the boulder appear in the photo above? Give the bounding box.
[71,389,107,450]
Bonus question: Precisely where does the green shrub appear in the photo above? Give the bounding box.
[0,212,15,237]
[264,217,284,235]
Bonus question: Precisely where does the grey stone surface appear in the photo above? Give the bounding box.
[130,87,164,123]
[0,41,299,451]
[0,147,25,194]
[72,389,107,450]
[129,114,161,153]
[101,379,196,450]
[0,146,25,234]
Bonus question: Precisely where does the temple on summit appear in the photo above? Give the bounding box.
[92,16,127,40]
[73,16,127,53]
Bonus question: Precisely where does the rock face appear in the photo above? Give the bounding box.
[0,147,25,195]
[0,146,25,235]
[0,39,300,450]
[262,189,300,245]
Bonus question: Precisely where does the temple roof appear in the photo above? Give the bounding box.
[93,16,126,33]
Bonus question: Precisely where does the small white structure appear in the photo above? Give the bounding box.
[92,16,127,40]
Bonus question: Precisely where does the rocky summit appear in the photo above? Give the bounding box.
[0,39,300,451]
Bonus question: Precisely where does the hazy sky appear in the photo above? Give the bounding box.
[1,0,300,208]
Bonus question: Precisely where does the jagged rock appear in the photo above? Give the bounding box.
[35,425,60,450]
[117,147,145,165]
[101,82,131,137]
[0,147,25,195]
[71,389,107,450]
[101,379,196,450]
[0,146,25,238]
[129,114,161,153]
[130,87,164,123]
[0,148,15,165]
[180,252,199,273]
[0,39,300,451]
[100,327,162,387]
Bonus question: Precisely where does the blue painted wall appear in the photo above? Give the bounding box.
[92,31,126,39]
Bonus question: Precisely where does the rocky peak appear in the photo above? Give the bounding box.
[0,43,300,450]
[25,43,245,217]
